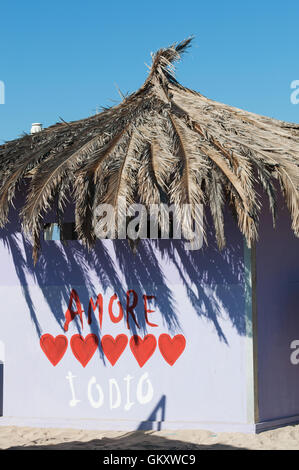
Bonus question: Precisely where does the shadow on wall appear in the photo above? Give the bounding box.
[0,200,246,352]
[0,395,246,450]
[137,395,166,431]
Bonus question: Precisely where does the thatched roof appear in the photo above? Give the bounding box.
[0,37,299,262]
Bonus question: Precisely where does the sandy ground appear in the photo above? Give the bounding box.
[0,425,299,450]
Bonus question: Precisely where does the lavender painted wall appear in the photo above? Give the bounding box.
[256,197,299,427]
[0,197,254,431]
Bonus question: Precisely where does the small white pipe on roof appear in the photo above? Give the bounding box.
[30,123,43,134]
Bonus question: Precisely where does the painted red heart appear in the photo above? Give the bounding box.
[130,334,157,368]
[158,334,186,366]
[70,334,99,367]
[101,334,128,366]
[40,334,68,366]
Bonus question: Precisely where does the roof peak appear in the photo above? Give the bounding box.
[147,37,194,80]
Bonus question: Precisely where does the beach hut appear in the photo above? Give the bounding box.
[0,38,298,432]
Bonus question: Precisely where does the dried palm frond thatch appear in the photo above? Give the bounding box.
[0,37,299,263]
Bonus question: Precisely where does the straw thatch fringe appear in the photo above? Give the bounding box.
[0,37,298,262]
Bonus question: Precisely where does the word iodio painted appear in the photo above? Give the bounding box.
[40,289,186,367]
[66,371,154,411]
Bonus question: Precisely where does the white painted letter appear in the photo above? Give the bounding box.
[109,378,121,409]
[136,372,154,405]
[66,371,80,407]
[87,376,104,408]
[124,374,135,411]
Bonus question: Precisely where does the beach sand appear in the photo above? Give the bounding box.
[0,424,299,450]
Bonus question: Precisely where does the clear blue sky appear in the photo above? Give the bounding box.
[0,0,298,143]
